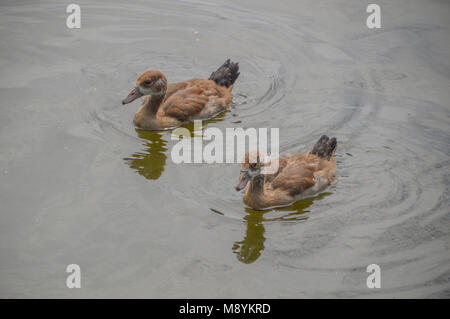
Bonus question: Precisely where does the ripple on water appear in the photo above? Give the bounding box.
[85,3,450,282]
[3,0,447,297]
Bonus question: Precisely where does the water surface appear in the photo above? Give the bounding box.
[0,0,449,298]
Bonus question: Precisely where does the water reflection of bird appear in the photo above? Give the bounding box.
[123,129,168,180]
[122,59,239,130]
[232,192,331,264]
[232,210,265,264]
[124,113,229,180]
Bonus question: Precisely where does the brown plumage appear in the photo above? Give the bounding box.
[235,135,337,209]
[122,59,240,130]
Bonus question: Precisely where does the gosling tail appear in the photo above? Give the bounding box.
[311,135,337,160]
[208,59,240,88]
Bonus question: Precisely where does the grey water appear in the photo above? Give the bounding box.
[0,0,449,298]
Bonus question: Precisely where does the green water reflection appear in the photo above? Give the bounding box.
[123,111,229,180]
[123,129,168,180]
[231,192,332,264]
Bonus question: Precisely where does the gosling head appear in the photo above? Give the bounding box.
[122,70,167,105]
[235,151,264,191]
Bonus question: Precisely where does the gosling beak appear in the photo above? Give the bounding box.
[235,171,250,191]
[122,87,143,105]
